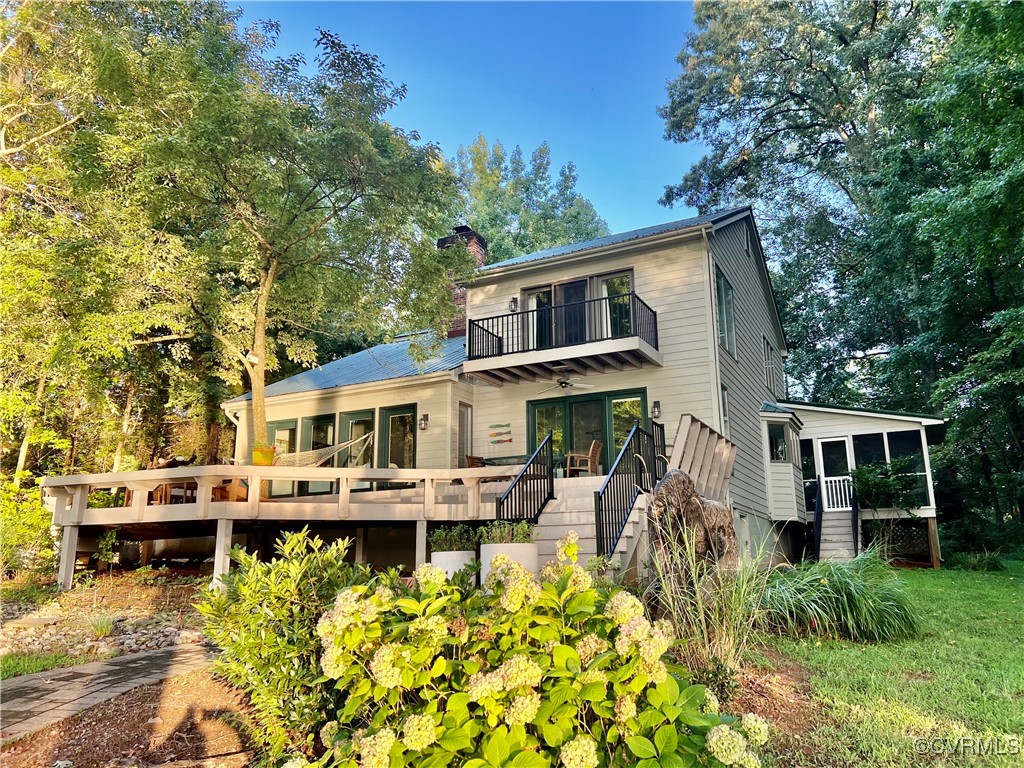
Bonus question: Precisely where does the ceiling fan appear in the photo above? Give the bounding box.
[539,376,596,395]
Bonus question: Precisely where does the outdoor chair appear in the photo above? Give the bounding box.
[566,440,602,477]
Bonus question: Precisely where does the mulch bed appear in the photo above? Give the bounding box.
[1,669,252,768]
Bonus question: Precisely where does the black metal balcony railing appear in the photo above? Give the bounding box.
[468,292,659,361]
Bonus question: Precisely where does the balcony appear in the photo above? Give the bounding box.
[463,293,662,385]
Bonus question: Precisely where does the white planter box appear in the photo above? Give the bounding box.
[479,541,539,585]
[431,550,477,581]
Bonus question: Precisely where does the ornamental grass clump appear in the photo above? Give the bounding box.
[428,524,478,552]
[307,530,766,768]
[759,548,920,642]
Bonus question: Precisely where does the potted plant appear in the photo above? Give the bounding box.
[479,519,537,583]
[428,525,479,580]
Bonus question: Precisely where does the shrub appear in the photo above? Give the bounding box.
[0,479,56,575]
[759,548,920,642]
[946,550,1006,571]
[428,524,478,552]
[479,519,533,545]
[89,613,117,638]
[647,508,772,701]
[197,529,376,760]
[311,531,765,768]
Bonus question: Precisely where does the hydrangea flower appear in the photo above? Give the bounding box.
[402,713,439,751]
[358,727,397,768]
[319,720,340,747]
[614,694,637,724]
[556,530,580,563]
[413,562,447,594]
[564,563,593,595]
[369,643,403,689]
[410,614,448,647]
[540,560,564,583]
[577,634,610,666]
[281,757,310,768]
[504,691,542,726]
[705,725,748,765]
[498,654,543,689]
[467,670,504,701]
[578,668,607,686]
[605,590,645,626]
[490,559,541,612]
[614,615,653,656]
[560,734,599,768]
[736,750,762,768]
[740,713,769,747]
[702,688,720,714]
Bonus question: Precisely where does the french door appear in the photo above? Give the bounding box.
[378,405,417,489]
[339,409,375,491]
[266,419,296,497]
[299,415,335,496]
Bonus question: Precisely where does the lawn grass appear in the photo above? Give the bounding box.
[765,559,1024,767]
[0,575,57,607]
[0,651,98,680]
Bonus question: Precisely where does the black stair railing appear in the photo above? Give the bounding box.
[496,430,555,521]
[594,420,666,557]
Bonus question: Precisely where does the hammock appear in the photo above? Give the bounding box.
[274,432,373,468]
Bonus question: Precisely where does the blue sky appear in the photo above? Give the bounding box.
[236,1,703,233]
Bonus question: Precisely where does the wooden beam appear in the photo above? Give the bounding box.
[57,525,79,592]
[560,359,588,375]
[415,519,428,566]
[620,351,645,368]
[469,371,505,387]
[669,414,693,469]
[523,364,556,381]
[681,422,704,475]
[491,368,521,383]
[598,354,623,371]
[580,357,606,374]
[212,518,233,589]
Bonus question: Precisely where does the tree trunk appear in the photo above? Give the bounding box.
[64,400,82,473]
[248,259,277,450]
[112,381,137,472]
[13,376,47,487]
[204,420,222,465]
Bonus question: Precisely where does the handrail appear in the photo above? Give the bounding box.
[594,420,665,557]
[467,292,659,360]
[496,430,555,521]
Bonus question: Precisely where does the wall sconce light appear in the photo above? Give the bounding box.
[419,414,429,431]
[650,401,662,419]
[508,296,519,313]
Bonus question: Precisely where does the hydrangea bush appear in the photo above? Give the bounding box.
[306,531,766,768]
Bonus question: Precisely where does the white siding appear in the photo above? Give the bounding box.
[465,235,718,461]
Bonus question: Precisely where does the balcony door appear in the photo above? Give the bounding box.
[554,279,588,346]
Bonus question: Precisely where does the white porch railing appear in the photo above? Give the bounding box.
[822,475,854,512]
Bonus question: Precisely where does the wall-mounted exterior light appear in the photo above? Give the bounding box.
[650,400,662,419]
[508,296,519,313]
[419,414,429,431]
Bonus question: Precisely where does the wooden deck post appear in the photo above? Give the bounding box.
[212,518,233,588]
[415,519,428,567]
[927,516,941,570]
[57,525,79,592]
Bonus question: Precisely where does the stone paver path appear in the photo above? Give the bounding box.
[0,645,212,743]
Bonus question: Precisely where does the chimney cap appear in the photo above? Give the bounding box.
[437,225,488,252]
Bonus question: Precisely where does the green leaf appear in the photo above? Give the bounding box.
[659,751,691,768]
[483,728,511,766]
[439,727,472,752]
[580,682,606,702]
[552,644,580,670]
[657,675,680,705]
[647,687,665,708]
[541,722,564,748]
[654,725,678,755]
[510,751,549,768]
[564,592,597,615]
[678,712,717,728]
[430,656,447,678]
[626,736,658,759]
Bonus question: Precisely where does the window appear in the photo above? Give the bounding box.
[716,268,735,355]
[763,337,776,393]
[266,419,297,497]
[852,433,886,467]
[768,423,788,462]
[720,385,730,437]
[799,438,817,511]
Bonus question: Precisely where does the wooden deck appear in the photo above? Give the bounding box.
[41,464,523,590]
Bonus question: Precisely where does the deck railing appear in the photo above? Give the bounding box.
[496,430,555,521]
[822,475,854,511]
[467,292,659,360]
[594,420,665,558]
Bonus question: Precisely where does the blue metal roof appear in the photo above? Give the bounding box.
[478,206,749,272]
[226,334,466,403]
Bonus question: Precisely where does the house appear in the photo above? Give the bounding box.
[42,207,944,588]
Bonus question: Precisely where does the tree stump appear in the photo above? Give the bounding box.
[649,469,739,579]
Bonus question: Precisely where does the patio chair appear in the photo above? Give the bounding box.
[566,440,602,477]
[466,455,486,468]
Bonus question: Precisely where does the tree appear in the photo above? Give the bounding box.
[141,25,470,448]
[456,135,609,263]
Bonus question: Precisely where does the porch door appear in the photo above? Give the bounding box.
[600,273,633,338]
[819,438,852,510]
[379,405,417,489]
[570,399,605,471]
[555,279,588,346]
[299,415,335,496]
[532,400,566,456]
[339,410,375,491]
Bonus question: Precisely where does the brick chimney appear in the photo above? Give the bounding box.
[438,225,488,338]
